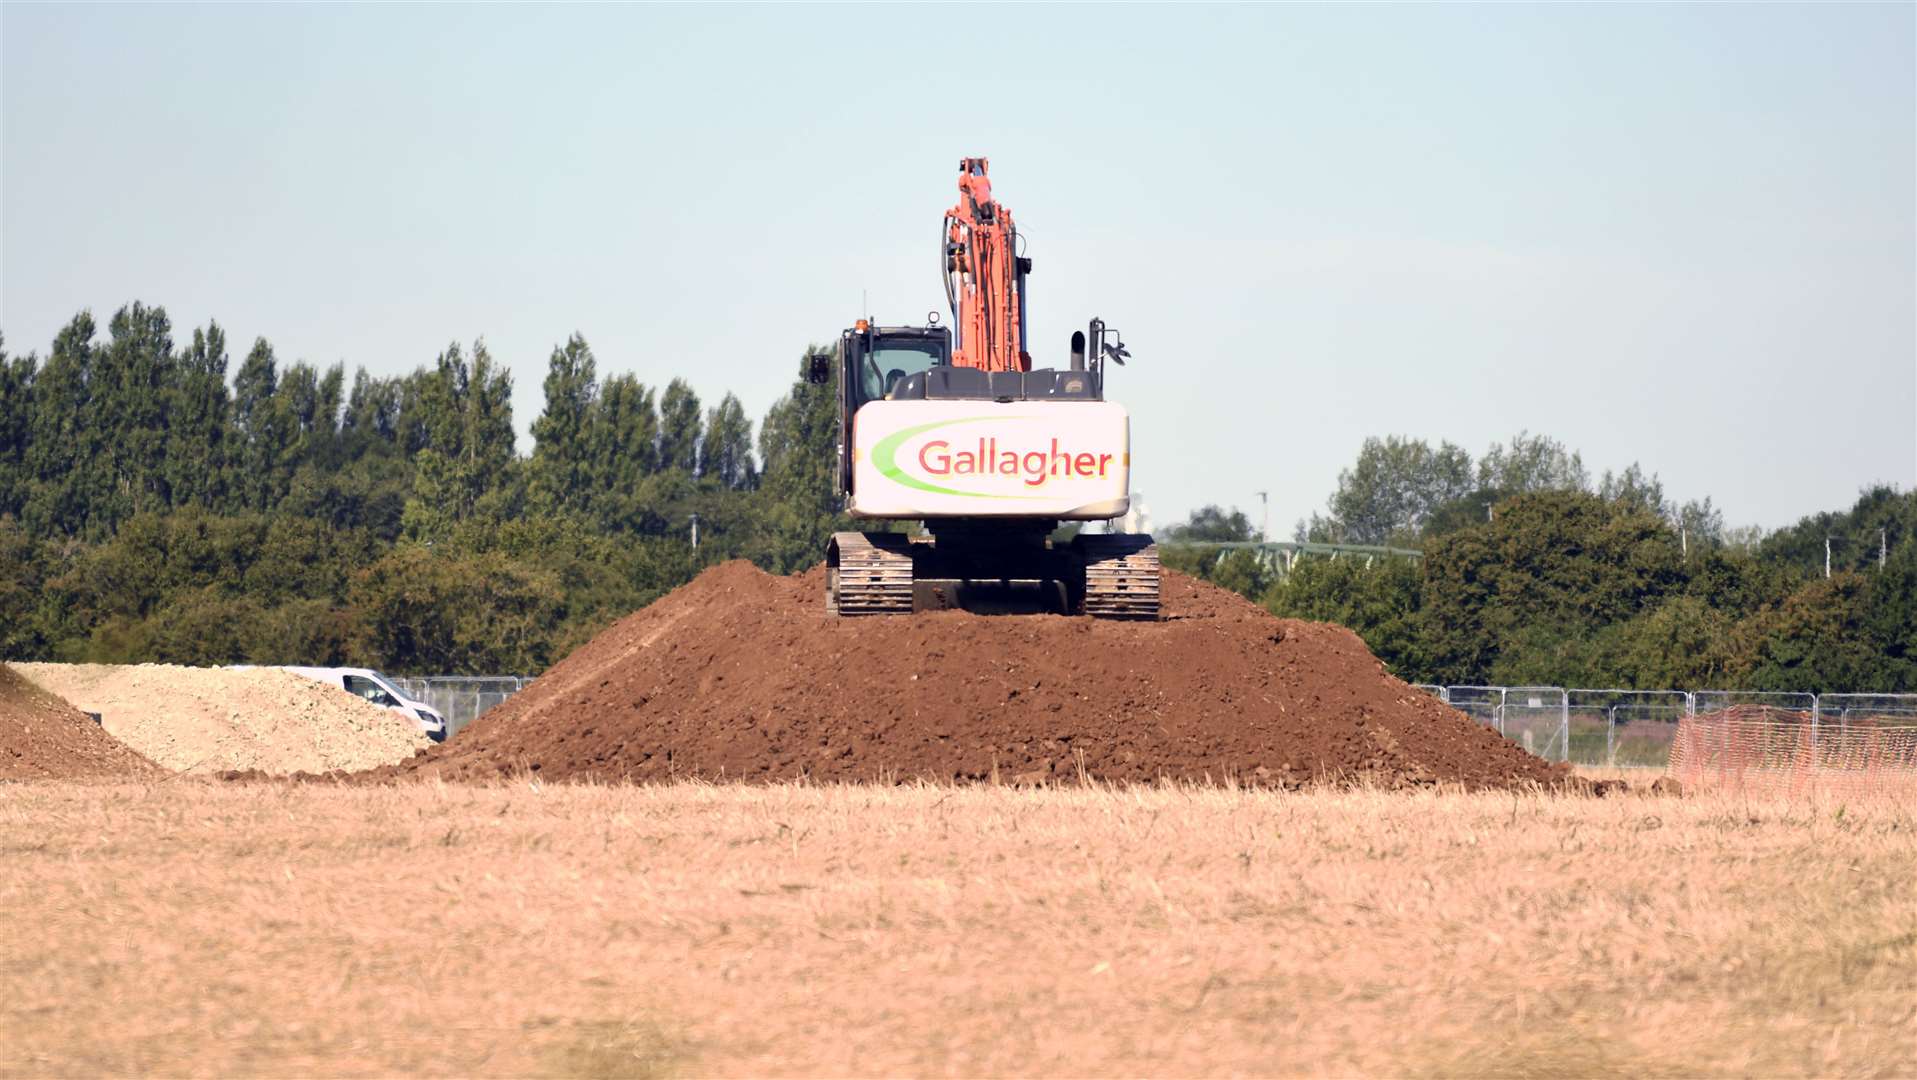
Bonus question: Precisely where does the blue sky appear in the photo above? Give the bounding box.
[4,3,1912,534]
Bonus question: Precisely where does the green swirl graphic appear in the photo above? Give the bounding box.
[869,414,1048,501]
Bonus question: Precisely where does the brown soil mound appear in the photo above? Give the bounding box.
[15,663,429,775]
[1,663,160,781]
[394,561,1563,790]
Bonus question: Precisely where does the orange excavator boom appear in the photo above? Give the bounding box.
[944,157,1031,373]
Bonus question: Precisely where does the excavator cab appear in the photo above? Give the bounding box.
[825,322,953,494]
[845,323,950,406]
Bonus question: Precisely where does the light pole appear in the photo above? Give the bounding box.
[1255,490,1269,541]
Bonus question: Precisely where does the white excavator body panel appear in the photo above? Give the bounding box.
[848,398,1131,521]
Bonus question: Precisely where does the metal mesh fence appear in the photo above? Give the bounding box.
[388,676,532,736]
[1821,693,1917,726]
[1443,686,1503,729]
[1606,704,1689,768]
[1564,691,1690,768]
[1408,686,1917,774]
[1497,687,1567,762]
[390,673,1917,780]
[1567,706,1609,764]
[1690,691,1817,722]
[1500,706,1565,761]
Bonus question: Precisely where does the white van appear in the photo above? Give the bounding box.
[276,667,449,743]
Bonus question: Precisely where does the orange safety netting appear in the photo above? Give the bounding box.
[1668,705,1917,798]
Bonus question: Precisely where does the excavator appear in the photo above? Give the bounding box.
[808,158,1160,618]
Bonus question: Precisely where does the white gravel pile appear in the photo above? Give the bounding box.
[13,663,429,774]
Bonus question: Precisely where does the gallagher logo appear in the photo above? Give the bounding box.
[872,416,1117,498]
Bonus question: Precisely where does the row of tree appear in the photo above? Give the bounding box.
[1292,431,1736,549]
[4,301,1911,690]
[0,307,767,543]
[1164,440,1917,692]
[0,303,845,671]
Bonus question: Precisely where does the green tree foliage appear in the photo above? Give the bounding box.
[6,301,1914,690]
[1671,497,1726,549]
[1264,556,1429,676]
[1758,484,1915,577]
[1246,433,1917,691]
[1861,538,1917,687]
[1734,574,1888,693]
[1417,489,1502,539]
[23,312,99,536]
[399,341,518,538]
[657,377,702,477]
[1163,504,1256,542]
[284,373,411,538]
[1159,504,1266,594]
[0,336,34,518]
[747,348,844,572]
[166,323,229,510]
[1175,484,1917,692]
[229,337,296,512]
[700,392,757,491]
[0,302,855,673]
[528,334,598,514]
[1161,546,1273,600]
[1476,430,1588,496]
[32,508,377,664]
[0,518,46,658]
[1303,432,1600,545]
[1605,595,1738,689]
[91,303,178,527]
[1597,463,1665,515]
[349,545,565,673]
[344,368,400,442]
[587,374,662,531]
[1326,436,1473,544]
[1421,490,1685,682]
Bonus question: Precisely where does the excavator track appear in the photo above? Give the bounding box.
[827,532,915,616]
[1077,534,1161,619]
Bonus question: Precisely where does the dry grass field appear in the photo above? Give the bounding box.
[4,780,1915,1078]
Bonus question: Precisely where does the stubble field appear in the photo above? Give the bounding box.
[4,780,1914,1078]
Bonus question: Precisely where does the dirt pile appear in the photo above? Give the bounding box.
[397,561,1563,790]
[15,663,429,775]
[1,663,161,781]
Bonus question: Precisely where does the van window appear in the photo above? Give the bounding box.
[343,675,400,708]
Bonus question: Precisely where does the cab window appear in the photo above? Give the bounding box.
[343,675,399,708]
[858,339,943,405]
